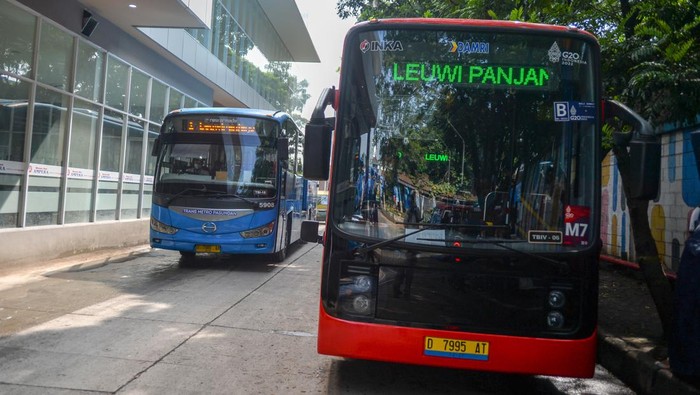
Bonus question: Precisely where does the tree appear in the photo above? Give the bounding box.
[265,62,311,117]
[335,0,700,341]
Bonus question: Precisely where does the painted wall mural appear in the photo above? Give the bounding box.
[601,129,700,273]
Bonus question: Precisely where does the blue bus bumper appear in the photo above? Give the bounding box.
[150,230,277,255]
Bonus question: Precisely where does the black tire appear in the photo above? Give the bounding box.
[179,251,196,266]
[274,217,291,262]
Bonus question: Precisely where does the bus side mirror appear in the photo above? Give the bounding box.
[301,220,322,243]
[151,136,161,156]
[603,99,660,200]
[303,87,336,180]
[277,137,289,161]
[304,123,332,180]
[628,138,661,199]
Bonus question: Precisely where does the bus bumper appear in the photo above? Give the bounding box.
[150,231,277,255]
[317,304,596,378]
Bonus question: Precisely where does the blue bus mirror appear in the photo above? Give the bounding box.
[277,137,289,161]
[151,136,161,156]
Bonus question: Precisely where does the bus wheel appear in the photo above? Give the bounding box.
[274,234,288,262]
[179,251,196,265]
[274,222,291,262]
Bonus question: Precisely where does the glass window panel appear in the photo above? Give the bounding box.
[74,41,104,102]
[125,116,143,175]
[26,175,60,226]
[69,99,99,169]
[184,96,197,109]
[105,56,128,110]
[149,79,167,122]
[101,109,123,172]
[65,178,92,224]
[97,109,122,222]
[121,182,140,219]
[168,89,183,112]
[96,179,118,221]
[0,73,27,227]
[31,87,68,166]
[0,75,30,162]
[0,174,21,228]
[0,2,36,77]
[27,85,67,226]
[129,69,148,118]
[37,22,74,92]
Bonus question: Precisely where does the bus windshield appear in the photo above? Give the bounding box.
[333,27,598,250]
[154,115,279,199]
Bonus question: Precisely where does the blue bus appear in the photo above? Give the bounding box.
[150,108,308,261]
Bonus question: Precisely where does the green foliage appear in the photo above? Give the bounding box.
[264,62,311,117]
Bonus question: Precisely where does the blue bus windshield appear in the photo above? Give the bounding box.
[155,115,280,199]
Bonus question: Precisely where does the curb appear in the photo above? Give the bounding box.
[598,329,700,395]
[41,245,153,276]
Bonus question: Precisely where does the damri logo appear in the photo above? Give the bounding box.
[360,39,404,53]
[449,41,490,54]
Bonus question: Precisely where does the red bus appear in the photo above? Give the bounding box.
[301,18,659,378]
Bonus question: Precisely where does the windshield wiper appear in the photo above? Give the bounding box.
[165,187,208,207]
[456,239,568,270]
[353,226,566,270]
[353,225,444,255]
[208,191,257,205]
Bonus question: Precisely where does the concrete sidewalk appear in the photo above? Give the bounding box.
[598,262,700,395]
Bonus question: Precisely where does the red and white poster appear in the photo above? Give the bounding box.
[564,205,590,246]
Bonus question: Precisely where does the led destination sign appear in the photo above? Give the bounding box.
[391,63,551,88]
[183,119,256,133]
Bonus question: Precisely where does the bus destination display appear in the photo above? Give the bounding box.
[183,119,256,133]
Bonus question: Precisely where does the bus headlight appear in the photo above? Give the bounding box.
[339,275,376,316]
[240,221,275,238]
[354,275,372,292]
[151,217,178,234]
[352,295,372,314]
[546,311,565,329]
[547,290,566,309]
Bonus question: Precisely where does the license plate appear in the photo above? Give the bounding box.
[195,245,221,253]
[424,336,489,361]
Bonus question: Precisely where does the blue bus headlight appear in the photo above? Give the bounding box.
[240,221,275,238]
[150,217,178,234]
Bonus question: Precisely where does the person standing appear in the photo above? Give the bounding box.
[670,207,700,384]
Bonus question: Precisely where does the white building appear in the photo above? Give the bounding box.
[0,0,318,267]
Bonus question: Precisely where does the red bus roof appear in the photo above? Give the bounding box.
[351,17,598,40]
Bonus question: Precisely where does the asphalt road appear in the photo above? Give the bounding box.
[0,241,635,394]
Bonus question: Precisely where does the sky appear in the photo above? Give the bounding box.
[290,0,357,120]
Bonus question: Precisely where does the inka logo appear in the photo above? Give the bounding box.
[449,41,490,54]
[360,39,404,53]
